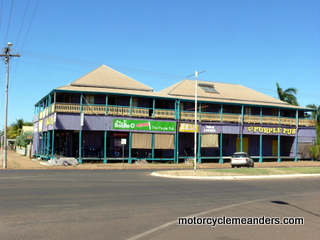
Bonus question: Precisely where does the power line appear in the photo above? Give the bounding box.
[14,0,30,48]
[0,0,3,28]
[18,0,40,51]
[3,0,14,45]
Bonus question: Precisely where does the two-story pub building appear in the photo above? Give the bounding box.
[33,65,316,164]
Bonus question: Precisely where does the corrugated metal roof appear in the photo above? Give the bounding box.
[56,85,170,98]
[54,66,311,110]
[160,79,305,108]
[66,65,154,92]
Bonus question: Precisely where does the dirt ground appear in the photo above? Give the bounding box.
[1,150,320,170]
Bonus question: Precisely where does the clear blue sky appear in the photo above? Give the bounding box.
[0,0,319,128]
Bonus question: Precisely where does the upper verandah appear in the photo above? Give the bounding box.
[38,64,314,111]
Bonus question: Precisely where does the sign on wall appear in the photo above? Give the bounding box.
[247,126,296,135]
[113,119,176,132]
[179,123,198,132]
[201,125,222,133]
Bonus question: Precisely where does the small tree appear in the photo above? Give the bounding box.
[15,132,33,148]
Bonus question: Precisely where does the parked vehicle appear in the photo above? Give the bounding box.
[231,152,254,168]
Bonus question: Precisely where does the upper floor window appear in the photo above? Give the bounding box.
[85,94,95,104]
[245,107,252,115]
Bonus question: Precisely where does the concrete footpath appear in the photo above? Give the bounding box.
[1,149,320,170]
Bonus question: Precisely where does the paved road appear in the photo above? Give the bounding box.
[0,170,319,240]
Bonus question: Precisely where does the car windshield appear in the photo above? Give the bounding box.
[232,153,248,158]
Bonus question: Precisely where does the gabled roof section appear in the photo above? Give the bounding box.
[160,79,292,107]
[64,65,153,92]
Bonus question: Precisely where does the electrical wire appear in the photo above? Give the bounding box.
[3,0,14,46]
[14,0,30,48]
[18,0,40,51]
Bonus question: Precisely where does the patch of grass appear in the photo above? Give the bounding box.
[156,167,320,177]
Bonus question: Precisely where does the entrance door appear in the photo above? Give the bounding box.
[236,138,248,153]
[272,140,278,156]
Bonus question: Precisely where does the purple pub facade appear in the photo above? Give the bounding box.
[33,65,317,163]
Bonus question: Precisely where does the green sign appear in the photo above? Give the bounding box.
[113,119,176,132]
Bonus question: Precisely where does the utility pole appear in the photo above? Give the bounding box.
[187,70,207,172]
[0,42,20,169]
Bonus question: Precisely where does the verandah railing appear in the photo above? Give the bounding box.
[38,103,316,127]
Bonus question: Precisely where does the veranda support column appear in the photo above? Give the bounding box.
[294,134,299,162]
[277,135,281,162]
[46,131,50,160]
[51,129,55,159]
[259,134,263,162]
[240,105,244,152]
[174,123,179,163]
[198,131,201,163]
[151,133,155,160]
[104,131,107,163]
[294,110,299,162]
[128,132,132,163]
[219,133,223,163]
[78,130,82,163]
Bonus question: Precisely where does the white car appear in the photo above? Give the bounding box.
[231,152,254,168]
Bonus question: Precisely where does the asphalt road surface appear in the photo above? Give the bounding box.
[0,170,319,240]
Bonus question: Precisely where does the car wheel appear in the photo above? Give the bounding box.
[252,163,254,168]
[231,165,235,168]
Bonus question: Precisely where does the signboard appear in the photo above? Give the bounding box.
[112,133,128,137]
[246,126,296,135]
[179,123,198,132]
[201,125,222,133]
[113,119,175,132]
[121,138,127,145]
[45,117,54,126]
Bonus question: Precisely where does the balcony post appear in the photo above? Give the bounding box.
[176,100,180,119]
[80,93,83,113]
[152,98,155,118]
[129,96,133,116]
[105,94,108,114]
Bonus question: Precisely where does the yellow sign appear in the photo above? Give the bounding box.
[247,126,296,135]
[179,123,199,132]
[45,117,54,126]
